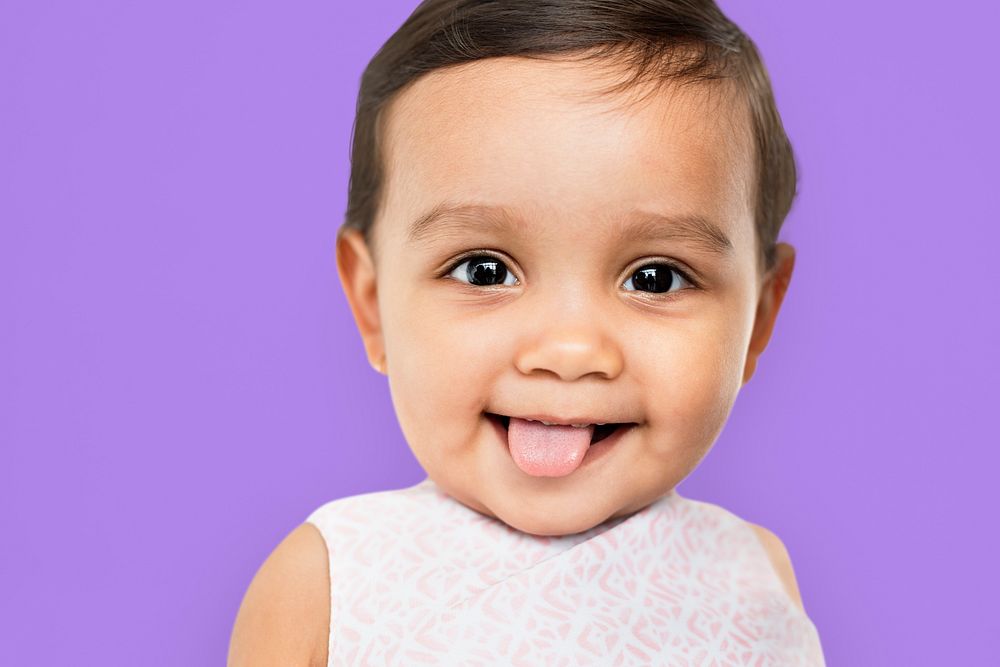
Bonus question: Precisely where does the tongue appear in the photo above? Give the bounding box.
[507,417,595,477]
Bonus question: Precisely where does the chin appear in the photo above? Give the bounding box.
[494,501,613,537]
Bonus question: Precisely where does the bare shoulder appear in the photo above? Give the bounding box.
[228,522,331,667]
[748,522,806,613]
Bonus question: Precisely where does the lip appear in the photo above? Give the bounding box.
[488,412,633,427]
[485,412,637,475]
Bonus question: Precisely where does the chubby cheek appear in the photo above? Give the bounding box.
[381,293,495,470]
[639,315,747,470]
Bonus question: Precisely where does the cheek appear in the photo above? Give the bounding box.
[640,314,747,445]
[382,294,497,449]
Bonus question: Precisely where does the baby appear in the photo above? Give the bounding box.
[229,1,825,665]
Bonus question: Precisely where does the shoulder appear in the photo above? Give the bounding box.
[228,522,330,667]
[747,522,805,613]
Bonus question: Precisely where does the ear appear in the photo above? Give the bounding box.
[336,227,386,375]
[742,242,795,385]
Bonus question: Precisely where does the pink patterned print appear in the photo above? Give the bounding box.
[305,478,825,666]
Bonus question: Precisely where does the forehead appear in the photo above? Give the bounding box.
[376,55,755,253]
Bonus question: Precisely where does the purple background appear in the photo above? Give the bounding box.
[2,1,997,664]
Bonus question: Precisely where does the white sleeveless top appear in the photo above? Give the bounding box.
[305,477,825,666]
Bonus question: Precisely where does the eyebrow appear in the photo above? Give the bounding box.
[406,201,734,256]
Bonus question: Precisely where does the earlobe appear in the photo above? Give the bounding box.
[335,227,386,375]
[741,243,796,385]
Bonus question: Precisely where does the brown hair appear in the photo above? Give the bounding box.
[341,0,797,274]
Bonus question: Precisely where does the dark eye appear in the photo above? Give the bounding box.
[622,263,692,294]
[447,255,518,287]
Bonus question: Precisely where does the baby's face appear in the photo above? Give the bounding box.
[338,55,794,536]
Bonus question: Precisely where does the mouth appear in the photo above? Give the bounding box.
[484,413,635,445]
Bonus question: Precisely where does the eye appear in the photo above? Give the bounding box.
[446,254,519,287]
[622,262,694,295]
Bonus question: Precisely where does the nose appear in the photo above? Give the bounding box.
[513,315,625,382]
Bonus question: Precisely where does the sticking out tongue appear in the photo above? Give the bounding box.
[507,417,595,477]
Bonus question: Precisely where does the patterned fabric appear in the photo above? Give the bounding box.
[305,477,825,666]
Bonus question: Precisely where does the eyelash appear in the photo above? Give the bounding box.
[440,250,701,297]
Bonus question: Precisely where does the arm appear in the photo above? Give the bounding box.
[227,523,331,667]
[748,522,806,613]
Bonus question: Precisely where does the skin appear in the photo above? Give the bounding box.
[228,53,802,666]
[339,54,795,536]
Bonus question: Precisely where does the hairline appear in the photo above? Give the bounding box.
[363,46,756,268]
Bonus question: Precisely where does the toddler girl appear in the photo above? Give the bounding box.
[229,1,826,664]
